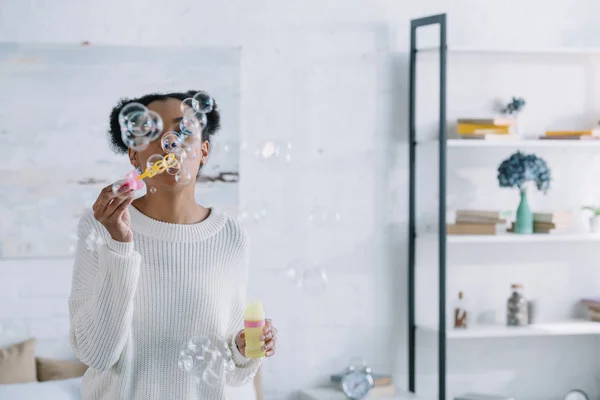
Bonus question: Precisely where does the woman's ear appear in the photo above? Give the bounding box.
[200,141,210,166]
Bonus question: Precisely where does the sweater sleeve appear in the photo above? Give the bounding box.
[68,213,141,371]
[225,237,262,386]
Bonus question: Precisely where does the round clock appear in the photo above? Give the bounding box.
[564,389,589,400]
[340,369,374,400]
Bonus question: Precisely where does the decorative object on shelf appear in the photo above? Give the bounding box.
[456,117,516,140]
[497,151,551,234]
[542,130,600,141]
[563,389,589,400]
[507,283,528,326]
[531,211,572,234]
[501,97,526,116]
[580,297,600,322]
[448,209,511,235]
[454,291,468,329]
[338,358,374,400]
[527,299,538,324]
[500,96,526,136]
[581,206,600,233]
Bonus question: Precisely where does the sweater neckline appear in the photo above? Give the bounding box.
[129,205,228,242]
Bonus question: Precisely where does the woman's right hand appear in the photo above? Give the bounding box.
[92,185,135,242]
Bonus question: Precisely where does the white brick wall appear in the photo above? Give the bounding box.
[3,1,600,399]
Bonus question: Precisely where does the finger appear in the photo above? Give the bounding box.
[239,331,245,340]
[263,338,276,351]
[107,192,134,219]
[236,336,246,348]
[265,349,275,357]
[93,186,123,215]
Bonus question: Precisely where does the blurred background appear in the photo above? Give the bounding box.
[4,1,600,400]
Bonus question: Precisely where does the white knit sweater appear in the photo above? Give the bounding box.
[68,206,261,400]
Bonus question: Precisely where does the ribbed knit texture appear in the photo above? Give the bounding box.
[69,206,261,400]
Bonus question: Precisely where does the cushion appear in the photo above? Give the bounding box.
[36,357,88,382]
[0,377,81,400]
[0,338,36,384]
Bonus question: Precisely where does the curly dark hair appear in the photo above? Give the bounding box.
[108,90,221,154]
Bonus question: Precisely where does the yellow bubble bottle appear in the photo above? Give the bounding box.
[244,301,266,359]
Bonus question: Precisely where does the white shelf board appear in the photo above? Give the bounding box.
[418,320,600,339]
[419,139,600,148]
[446,139,600,148]
[299,387,424,400]
[417,46,600,56]
[441,233,600,243]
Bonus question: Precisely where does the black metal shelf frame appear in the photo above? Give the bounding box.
[408,13,448,400]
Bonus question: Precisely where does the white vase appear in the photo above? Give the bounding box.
[590,216,600,233]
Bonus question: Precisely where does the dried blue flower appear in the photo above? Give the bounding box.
[497,151,551,193]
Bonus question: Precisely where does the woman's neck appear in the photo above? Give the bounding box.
[132,186,210,225]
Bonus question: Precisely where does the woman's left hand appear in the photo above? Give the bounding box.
[235,319,277,358]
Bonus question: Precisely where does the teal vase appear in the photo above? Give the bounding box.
[514,189,533,234]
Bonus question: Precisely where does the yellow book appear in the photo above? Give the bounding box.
[545,130,596,136]
[457,123,511,135]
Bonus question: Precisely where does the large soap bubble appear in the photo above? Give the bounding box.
[178,334,236,388]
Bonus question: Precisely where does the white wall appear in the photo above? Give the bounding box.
[3,1,600,399]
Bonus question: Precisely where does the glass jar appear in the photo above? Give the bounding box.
[507,283,528,326]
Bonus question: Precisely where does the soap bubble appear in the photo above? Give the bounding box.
[178,334,235,388]
[192,91,214,113]
[146,110,164,141]
[149,187,157,194]
[236,203,268,225]
[255,140,293,165]
[175,168,192,185]
[181,97,199,114]
[127,111,153,137]
[146,154,164,170]
[166,153,185,175]
[84,230,104,253]
[298,265,328,294]
[121,131,150,152]
[161,131,183,154]
[308,205,342,227]
[118,102,147,127]
[182,144,197,159]
[180,112,203,137]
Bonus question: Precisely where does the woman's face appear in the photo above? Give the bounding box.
[128,98,209,189]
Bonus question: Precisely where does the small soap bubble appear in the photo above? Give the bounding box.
[182,144,197,159]
[146,154,164,170]
[166,153,185,175]
[84,230,104,253]
[257,140,280,160]
[192,91,214,113]
[126,111,153,137]
[308,205,341,227]
[149,186,157,194]
[178,334,234,388]
[298,266,328,294]
[181,97,200,114]
[180,114,202,137]
[175,168,192,185]
[161,132,183,154]
[121,132,150,152]
[146,110,164,141]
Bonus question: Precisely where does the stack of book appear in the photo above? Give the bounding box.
[447,210,511,235]
[456,118,517,140]
[330,372,395,396]
[533,211,572,233]
[541,130,600,140]
[580,297,600,322]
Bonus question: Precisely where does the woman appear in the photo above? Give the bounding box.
[68,91,277,400]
